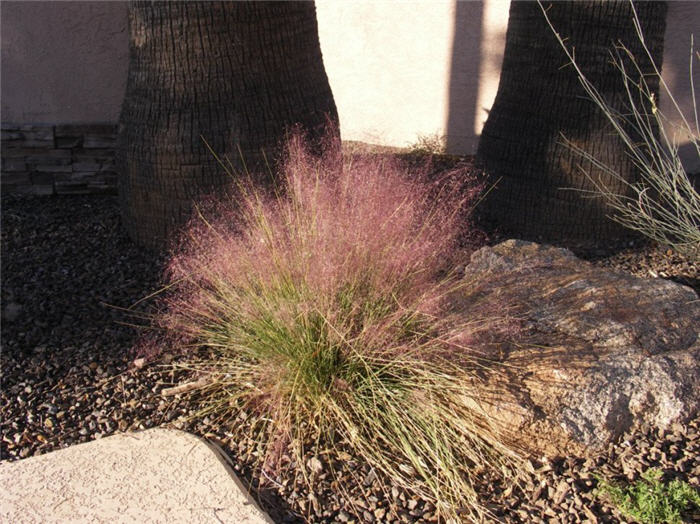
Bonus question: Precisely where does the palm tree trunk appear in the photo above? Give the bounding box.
[477,0,667,243]
[117,1,338,250]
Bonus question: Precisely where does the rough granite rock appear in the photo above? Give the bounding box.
[460,240,699,457]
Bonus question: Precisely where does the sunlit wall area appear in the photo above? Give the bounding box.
[318,0,698,163]
[473,0,509,143]
[316,0,458,150]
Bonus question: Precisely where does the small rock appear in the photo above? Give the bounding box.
[582,504,598,523]
[530,483,543,503]
[553,480,570,505]
[307,456,323,475]
[363,468,377,486]
[3,302,22,322]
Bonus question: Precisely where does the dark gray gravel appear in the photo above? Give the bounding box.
[1,194,698,523]
[1,195,167,452]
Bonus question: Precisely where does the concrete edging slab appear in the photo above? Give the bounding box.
[0,428,273,523]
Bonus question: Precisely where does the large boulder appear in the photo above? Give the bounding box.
[460,240,699,457]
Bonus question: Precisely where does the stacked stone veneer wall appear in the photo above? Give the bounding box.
[1,124,118,195]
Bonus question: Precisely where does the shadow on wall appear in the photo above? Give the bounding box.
[446,0,483,155]
[0,1,128,123]
[659,3,700,174]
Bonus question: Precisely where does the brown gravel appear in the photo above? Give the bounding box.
[585,244,698,293]
[1,193,698,523]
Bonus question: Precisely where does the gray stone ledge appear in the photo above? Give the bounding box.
[1,123,118,195]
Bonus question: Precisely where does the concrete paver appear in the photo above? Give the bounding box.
[0,428,273,523]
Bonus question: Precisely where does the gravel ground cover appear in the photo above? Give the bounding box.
[1,193,698,523]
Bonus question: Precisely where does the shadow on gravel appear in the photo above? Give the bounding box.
[1,195,167,456]
[0,194,303,522]
[1,194,165,362]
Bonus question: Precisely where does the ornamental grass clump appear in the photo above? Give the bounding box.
[154,131,522,521]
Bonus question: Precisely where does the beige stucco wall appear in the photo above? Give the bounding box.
[0,1,128,123]
[316,0,463,150]
[1,0,697,168]
[318,0,699,163]
[316,0,509,153]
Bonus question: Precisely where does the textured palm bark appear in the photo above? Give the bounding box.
[477,1,667,243]
[118,1,338,250]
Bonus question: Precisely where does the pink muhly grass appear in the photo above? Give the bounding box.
[163,131,481,352]
[150,130,522,520]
